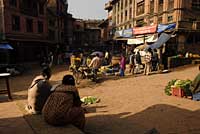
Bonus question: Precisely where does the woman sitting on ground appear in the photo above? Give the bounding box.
[26,67,52,114]
[42,75,85,130]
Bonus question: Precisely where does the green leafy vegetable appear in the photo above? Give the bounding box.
[164,79,192,96]
[81,96,100,105]
[165,79,177,96]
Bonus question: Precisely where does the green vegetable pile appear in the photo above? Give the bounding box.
[164,79,192,96]
[81,96,100,105]
[174,79,192,96]
[165,79,177,96]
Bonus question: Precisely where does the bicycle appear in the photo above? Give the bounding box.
[70,65,99,84]
[79,66,98,83]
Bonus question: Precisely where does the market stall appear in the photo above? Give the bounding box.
[168,53,200,69]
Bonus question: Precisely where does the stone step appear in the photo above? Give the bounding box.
[24,114,84,134]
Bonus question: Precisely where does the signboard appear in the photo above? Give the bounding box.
[122,28,133,38]
[157,23,176,33]
[127,34,158,45]
[133,25,157,35]
[114,30,123,38]
[127,38,144,45]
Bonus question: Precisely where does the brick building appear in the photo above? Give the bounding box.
[72,19,102,50]
[0,0,49,63]
[64,13,74,50]
[72,19,85,49]
[84,20,102,49]
[47,0,69,52]
[98,1,116,50]
[104,0,200,54]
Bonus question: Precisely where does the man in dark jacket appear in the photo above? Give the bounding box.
[152,49,159,71]
[135,50,142,74]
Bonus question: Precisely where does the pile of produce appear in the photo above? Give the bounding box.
[99,65,119,75]
[165,79,177,96]
[164,79,192,96]
[81,96,100,105]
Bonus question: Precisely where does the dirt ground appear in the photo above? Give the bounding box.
[1,64,200,134]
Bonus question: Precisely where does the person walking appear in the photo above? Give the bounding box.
[119,54,126,77]
[89,53,101,81]
[129,51,135,75]
[143,48,152,75]
[135,50,142,74]
[48,52,54,68]
[104,51,110,65]
[152,49,159,71]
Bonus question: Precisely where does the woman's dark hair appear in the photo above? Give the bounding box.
[96,53,99,57]
[147,48,152,52]
[62,75,75,86]
[42,67,51,80]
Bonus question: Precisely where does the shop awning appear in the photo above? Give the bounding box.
[157,23,176,33]
[114,37,129,41]
[146,34,158,42]
[0,43,13,50]
[135,44,148,50]
[147,33,171,49]
[127,38,144,45]
[127,34,158,45]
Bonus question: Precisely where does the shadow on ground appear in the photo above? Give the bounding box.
[23,114,83,134]
[0,93,27,103]
[0,114,83,134]
[0,95,12,103]
[84,105,108,113]
[0,116,34,134]
[1,102,200,134]
[85,104,200,134]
